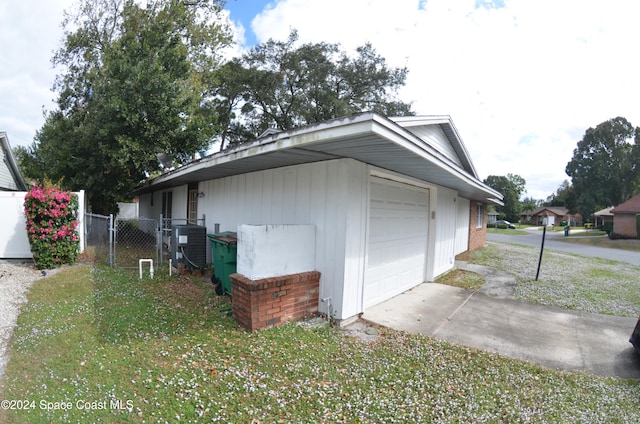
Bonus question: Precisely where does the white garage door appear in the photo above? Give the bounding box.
[364,177,429,308]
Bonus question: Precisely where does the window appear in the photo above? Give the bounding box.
[188,183,198,224]
[476,202,484,228]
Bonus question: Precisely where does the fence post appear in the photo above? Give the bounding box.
[156,219,162,266]
[77,190,86,254]
[109,214,114,267]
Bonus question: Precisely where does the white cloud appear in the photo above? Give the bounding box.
[0,0,74,148]
[249,0,640,199]
[3,0,640,200]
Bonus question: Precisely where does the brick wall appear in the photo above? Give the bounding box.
[613,214,638,238]
[468,202,487,251]
[230,271,320,332]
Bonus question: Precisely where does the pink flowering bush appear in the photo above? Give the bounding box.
[24,184,79,269]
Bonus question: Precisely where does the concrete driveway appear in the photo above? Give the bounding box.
[362,263,640,379]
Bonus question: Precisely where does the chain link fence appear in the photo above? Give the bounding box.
[84,213,113,265]
[83,213,161,268]
[114,217,160,268]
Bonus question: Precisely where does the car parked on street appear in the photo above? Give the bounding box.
[492,220,516,229]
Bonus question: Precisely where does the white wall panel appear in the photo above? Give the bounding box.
[455,197,470,255]
[0,191,86,259]
[196,158,366,320]
[433,187,458,278]
[405,125,462,166]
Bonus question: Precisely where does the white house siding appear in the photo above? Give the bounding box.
[172,185,188,221]
[432,187,459,278]
[192,158,368,320]
[138,159,479,321]
[455,197,471,255]
[139,185,188,221]
[0,150,20,191]
[404,125,462,167]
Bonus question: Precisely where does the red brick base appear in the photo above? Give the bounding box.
[230,271,321,332]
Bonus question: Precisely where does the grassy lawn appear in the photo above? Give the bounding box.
[485,227,529,235]
[2,265,640,423]
[559,235,640,252]
[468,242,640,317]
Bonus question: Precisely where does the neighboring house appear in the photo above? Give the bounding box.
[611,194,640,238]
[524,206,579,226]
[487,210,498,224]
[593,207,614,228]
[135,112,503,323]
[0,132,28,191]
[0,132,31,258]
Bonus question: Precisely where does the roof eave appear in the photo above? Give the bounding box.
[135,112,502,204]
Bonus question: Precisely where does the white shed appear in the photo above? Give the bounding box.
[136,113,502,323]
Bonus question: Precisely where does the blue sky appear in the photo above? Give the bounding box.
[2,0,640,200]
[225,0,271,46]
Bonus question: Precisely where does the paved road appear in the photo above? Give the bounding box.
[486,229,640,266]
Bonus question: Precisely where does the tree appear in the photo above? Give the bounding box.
[520,196,541,213]
[214,30,414,149]
[19,0,231,214]
[483,174,526,222]
[565,117,640,219]
[544,180,576,208]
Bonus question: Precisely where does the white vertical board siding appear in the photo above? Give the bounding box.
[197,158,366,320]
[404,125,462,167]
[171,185,188,220]
[336,161,368,319]
[139,187,187,222]
[433,187,458,278]
[455,197,470,255]
[138,193,156,219]
[0,150,20,190]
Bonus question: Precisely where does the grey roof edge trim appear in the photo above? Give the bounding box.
[136,112,378,191]
[370,116,503,203]
[0,132,28,191]
[136,111,502,204]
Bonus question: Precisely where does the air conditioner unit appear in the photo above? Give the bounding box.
[171,225,207,270]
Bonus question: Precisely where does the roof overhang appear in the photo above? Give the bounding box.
[135,112,503,205]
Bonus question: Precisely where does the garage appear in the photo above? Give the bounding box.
[363,176,430,308]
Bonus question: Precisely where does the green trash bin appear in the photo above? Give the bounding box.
[207,232,238,295]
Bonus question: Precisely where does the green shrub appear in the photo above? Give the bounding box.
[601,222,613,235]
[24,183,79,269]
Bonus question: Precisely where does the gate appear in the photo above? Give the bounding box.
[114,217,160,268]
[84,213,160,268]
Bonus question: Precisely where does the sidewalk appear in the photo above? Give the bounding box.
[361,265,640,379]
